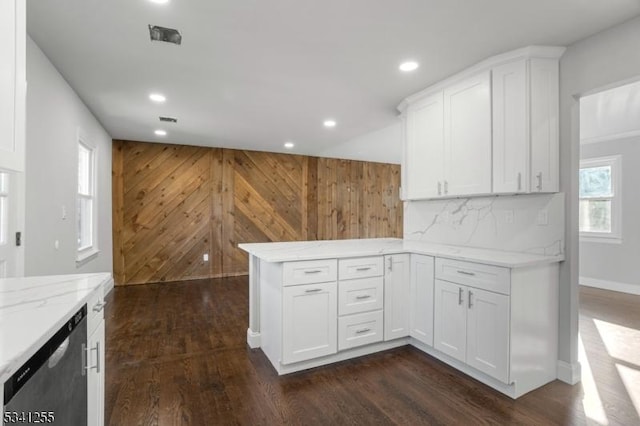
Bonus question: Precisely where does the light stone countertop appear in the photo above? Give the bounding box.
[0,272,112,382]
[238,238,564,267]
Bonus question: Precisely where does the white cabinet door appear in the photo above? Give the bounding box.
[492,60,528,194]
[383,254,411,340]
[530,58,559,193]
[443,71,492,196]
[282,282,337,364]
[0,0,25,172]
[433,280,466,362]
[466,287,510,383]
[410,254,434,346]
[405,92,444,199]
[87,322,105,426]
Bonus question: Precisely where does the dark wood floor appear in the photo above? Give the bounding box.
[104,278,640,425]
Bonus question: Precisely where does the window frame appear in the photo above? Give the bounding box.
[579,155,622,243]
[76,131,99,263]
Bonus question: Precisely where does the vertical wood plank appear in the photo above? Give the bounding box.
[112,140,125,285]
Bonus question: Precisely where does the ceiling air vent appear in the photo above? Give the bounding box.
[159,116,178,123]
[148,25,182,45]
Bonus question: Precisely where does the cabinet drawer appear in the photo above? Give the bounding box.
[338,310,383,351]
[338,276,384,316]
[338,256,384,280]
[435,258,510,295]
[87,285,106,336]
[283,259,337,286]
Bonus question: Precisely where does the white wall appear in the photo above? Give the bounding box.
[558,14,640,383]
[580,136,640,294]
[580,80,640,143]
[317,122,402,164]
[25,36,113,276]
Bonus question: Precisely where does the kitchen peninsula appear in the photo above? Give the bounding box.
[240,238,563,398]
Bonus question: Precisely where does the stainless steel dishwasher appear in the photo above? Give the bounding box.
[3,305,88,425]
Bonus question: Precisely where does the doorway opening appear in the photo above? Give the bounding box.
[577,80,640,424]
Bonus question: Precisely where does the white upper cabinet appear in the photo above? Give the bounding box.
[492,57,560,194]
[405,92,444,199]
[492,60,528,193]
[443,71,492,196]
[399,46,564,200]
[0,0,26,172]
[529,58,560,193]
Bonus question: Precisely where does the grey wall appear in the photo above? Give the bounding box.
[25,36,113,276]
[580,136,640,294]
[559,15,640,381]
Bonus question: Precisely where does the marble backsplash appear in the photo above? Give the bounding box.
[404,193,565,256]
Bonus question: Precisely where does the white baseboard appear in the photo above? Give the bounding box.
[247,328,261,348]
[579,276,640,295]
[557,360,581,385]
[104,277,114,296]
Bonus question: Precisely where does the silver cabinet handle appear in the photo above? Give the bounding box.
[83,342,100,374]
[437,181,442,196]
[355,328,371,334]
[304,270,323,274]
[387,257,393,272]
[355,267,371,271]
[444,180,449,195]
[468,291,473,309]
[95,341,101,373]
[93,301,107,312]
[356,295,371,300]
[536,172,543,191]
[458,287,464,305]
[517,172,522,191]
[305,288,322,293]
[457,270,476,276]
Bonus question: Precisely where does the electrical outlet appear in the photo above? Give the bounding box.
[505,210,514,224]
[61,205,67,220]
[537,209,548,226]
[203,253,209,262]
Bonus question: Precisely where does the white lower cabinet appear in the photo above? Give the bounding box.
[87,323,105,426]
[409,254,434,346]
[86,285,106,426]
[257,251,558,398]
[384,254,411,340]
[466,287,509,383]
[282,281,337,364]
[433,279,467,361]
[338,310,383,350]
[434,280,510,383]
[337,257,385,351]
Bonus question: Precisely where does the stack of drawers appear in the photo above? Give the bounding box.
[337,256,385,350]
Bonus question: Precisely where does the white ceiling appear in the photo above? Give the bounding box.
[27,0,640,158]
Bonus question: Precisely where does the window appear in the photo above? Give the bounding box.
[77,139,97,260]
[579,155,621,242]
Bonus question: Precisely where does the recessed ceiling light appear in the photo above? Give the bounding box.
[284,142,295,149]
[323,120,337,128]
[399,61,419,72]
[149,93,166,103]
[148,0,169,4]
[155,129,167,136]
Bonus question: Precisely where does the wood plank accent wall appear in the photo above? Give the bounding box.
[112,140,402,286]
